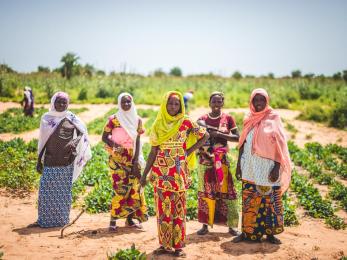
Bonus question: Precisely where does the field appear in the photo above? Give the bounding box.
[0,73,346,259]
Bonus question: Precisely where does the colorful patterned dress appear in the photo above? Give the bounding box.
[104,115,148,223]
[240,128,284,240]
[197,113,239,228]
[150,118,206,250]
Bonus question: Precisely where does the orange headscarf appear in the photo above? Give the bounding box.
[239,88,292,194]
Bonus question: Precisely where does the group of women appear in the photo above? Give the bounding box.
[33,88,291,257]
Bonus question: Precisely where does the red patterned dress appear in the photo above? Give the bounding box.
[197,112,239,228]
[104,115,148,223]
[150,118,206,250]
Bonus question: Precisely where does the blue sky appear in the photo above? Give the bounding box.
[0,0,346,76]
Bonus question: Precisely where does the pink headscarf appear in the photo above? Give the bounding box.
[239,88,292,194]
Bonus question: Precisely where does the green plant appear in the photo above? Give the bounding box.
[107,244,146,260]
[0,107,87,134]
[0,138,39,191]
[78,88,88,100]
[325,215,347,230]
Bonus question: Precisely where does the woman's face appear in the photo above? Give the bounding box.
[210,95,224,113]
[252,94,267,112]
[120,95,132,111]
[54,97,68,112]
[166,96,181,116]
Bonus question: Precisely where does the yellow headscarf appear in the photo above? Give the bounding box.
[150,91,198,170]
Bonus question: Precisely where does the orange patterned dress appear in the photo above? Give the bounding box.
[104,115,148,223]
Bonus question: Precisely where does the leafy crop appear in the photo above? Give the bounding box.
[0,107,88,134]
[0,138,39,191]
[107,244,146,260]
[290,169,345,229]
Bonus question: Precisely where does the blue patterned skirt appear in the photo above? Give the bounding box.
[38,164,74,228]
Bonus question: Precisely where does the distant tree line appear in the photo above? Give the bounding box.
[1,54,347,83]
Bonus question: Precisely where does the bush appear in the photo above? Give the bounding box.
[298,84,322,100]
[96,86,113,98]
[330,100,347,129]
[78,88,88,100]
[298,104,330,123]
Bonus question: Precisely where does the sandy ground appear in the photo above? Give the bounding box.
[0,190,346,260]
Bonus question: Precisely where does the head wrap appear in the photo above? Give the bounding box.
[115,92,145,167]
[150,91,198,170]
[24,86,33,106]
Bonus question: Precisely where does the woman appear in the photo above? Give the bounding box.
[22,86,34,117]
[196,92,240,236]
[140,91,209,257]
[35,91,91,228]
[233,88,291,244]
[102,93,148,231]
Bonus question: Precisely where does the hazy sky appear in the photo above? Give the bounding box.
[0,0,346,76]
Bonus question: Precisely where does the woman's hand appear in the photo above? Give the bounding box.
[131,161,141,178]
[140,174,147,187]
[36,161,43,174]
[269,162,280,182]
[209,129,219,138]
[236,163,242,181]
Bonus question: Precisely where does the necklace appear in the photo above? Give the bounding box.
[208,112,221,119]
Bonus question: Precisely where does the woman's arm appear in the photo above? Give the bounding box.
[186,132,210,156]
[269,161,281,182]
[36,147,45,174]
[140,146,159,187]
[209,128,239,142]
[236,144,244,180]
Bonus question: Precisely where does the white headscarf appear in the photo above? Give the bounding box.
[116,92,145,167]
[38,91,92,182]
[24,86,32,106]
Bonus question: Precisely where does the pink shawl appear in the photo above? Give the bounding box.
[239,88,292,194]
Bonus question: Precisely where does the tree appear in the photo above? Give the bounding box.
[291,70,302,78]
[342,70,347,84]
[0,64,16,73]
[169,67,182,77]
[83,63,96,77]
[304,73,315,79]
[267,72,274,79]
[153,68,166,77]
[96,70,106,76]
[332,72,342,80]
[37,66,50,73]
[232,71,242,80]
[60,52,79,80]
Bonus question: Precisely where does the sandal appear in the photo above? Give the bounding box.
[197,225,209,235]
[125,219,143,229]
[109,219,117,232]
[174,249,186,258]
[228,228,241,236]
[27,222,40,228]
[232,234,244,243]
[153,246,170,255]
[266,235,282,244]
